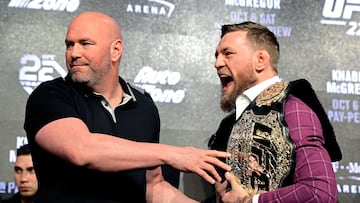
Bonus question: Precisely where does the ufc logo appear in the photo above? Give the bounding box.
[323,0,360,19]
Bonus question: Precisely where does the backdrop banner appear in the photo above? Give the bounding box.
[0,0,359,202]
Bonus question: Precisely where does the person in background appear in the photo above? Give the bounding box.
[4,144,38,203]
[207,21,342,203]
[24,11,230,203]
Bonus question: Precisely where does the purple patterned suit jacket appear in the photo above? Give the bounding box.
[259,95,338,203]
[208,79,341,203]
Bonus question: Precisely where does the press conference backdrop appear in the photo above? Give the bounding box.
[0,0,359,201]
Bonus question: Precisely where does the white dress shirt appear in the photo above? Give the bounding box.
[235,76,282,120]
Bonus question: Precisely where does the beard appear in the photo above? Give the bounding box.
[220,84,241,112]
[69,60,112,89]
[70,72,89,83]
[220,69,256,112]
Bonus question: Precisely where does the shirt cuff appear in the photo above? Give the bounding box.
[252,194,260,203]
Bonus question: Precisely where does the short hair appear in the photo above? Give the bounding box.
[16,144,31,156]
[221,21,280,71]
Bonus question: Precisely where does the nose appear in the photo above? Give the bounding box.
[68,43,82,59]
[214,55,225,70]
[20,172,30,182]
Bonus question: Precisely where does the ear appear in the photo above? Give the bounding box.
[255,49,270,71]
[111,39,123,62]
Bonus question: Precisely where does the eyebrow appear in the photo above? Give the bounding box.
[14,166,34,171]
[215,47,230,58]
[65,38,93,43]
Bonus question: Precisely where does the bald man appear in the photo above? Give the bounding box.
[24,11,230,203]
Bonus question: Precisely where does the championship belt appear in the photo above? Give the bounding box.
[226,82,295,193]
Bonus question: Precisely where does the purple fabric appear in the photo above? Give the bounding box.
[259,95,338,203]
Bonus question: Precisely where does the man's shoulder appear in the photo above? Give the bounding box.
[30,76,68,96]
[2,193,22,203]
[125,81,155,102]
[118,76,148,97]
[126,82,146,95]
[35,76,66,90]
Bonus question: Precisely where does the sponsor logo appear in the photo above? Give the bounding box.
[133,66,186,103]
[8,0,80,12]
[126,0,175,18]
[321,0,360,36]
[18,54,67,94]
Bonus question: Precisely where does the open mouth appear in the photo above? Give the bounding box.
[219,75,233,89]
